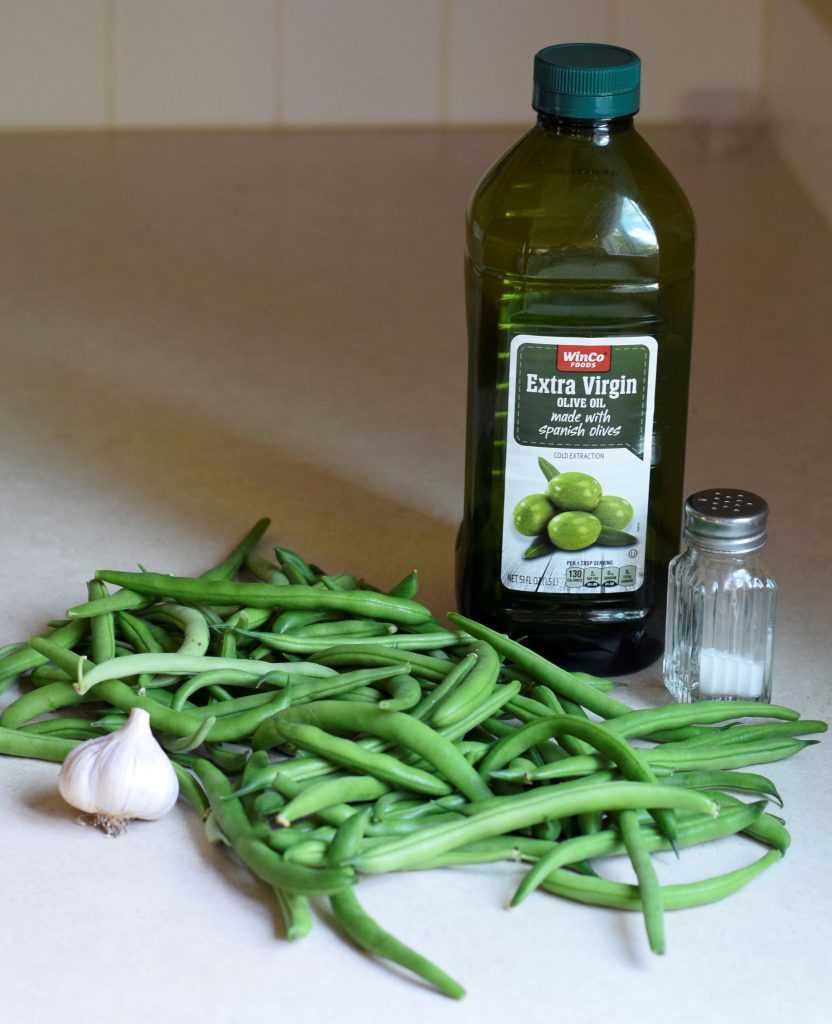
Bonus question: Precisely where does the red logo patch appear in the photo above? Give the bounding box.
[557,345,611,373]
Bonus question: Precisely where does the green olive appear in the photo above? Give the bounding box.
[512,494,555,536]
[594,495,634,530]
[547,472,602,512]
[547,512,602,551]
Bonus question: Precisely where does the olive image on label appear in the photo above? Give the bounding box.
[547,472,602,512]
[547,511,602,551]
[513,462,637,559]
[512,493,555,536]
[594,495,634,530]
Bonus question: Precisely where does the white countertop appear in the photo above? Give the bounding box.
[1,127,830,1024]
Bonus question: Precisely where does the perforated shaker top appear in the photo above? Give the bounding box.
[684,489,769,552]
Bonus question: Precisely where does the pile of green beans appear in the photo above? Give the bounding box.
[0,518,826,999]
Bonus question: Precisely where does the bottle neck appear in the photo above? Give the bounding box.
[536,112,635,142]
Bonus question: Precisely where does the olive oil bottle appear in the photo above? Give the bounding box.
[457,44,695,674]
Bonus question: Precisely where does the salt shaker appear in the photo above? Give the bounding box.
[663,489,777,703]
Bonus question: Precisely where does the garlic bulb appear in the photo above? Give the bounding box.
[58,707,179,835]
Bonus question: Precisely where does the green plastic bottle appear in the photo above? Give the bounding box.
[457,44,695,675]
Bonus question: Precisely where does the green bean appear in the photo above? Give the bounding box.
[269,774,359,827]
[244,551,289,584]
[65,521,265,621]
[572,671,620,692]
[19,716,100,735]
[265,721,451,798]
[201,518,273,580]
[511,798,767,906]
[431,642,500,729]
[94,571,433,626]
[604,700,800,741]
[75,652,335,695]
[0,681,89,729]
[253,790,286,819]
[188,691,278,719]
[151,605,211,657]
[528,686,593,757]
[618,809,665,954]
[438,682,524,742]
[0,619,87,688]
[272,888,314,941]
[278,776,389,826]
[377,674,422,712]
[284,839,330,865]
[86,580,116,664]
[172,669,281,711]
[648,738,815,771]
[477,714,676,845]
[271,609,338,635]
[255,701,491,802]
[541,849,782,911]
[194,758,353,894]
[274,546,318,586]
[388,570,419,600]
[0,642,25,660]
[448,614,630,720]
[494,735,815,781]
[329,807,372,866]
[372,791,414,822]
[662,769,783,806]
[295,619,394,639]
[172,762,209,816]
[704,720,828,746]
[117,611,164,654]
[163,716,216,753]
[707,791,791,853]
[312,645,454,682]
[411,651,478,722]
[330,886,464,999]
[355,783,717,874]
[29,665,72,686]
[0,724,78,762]
[227,626,465,656]
[318,574,359,592]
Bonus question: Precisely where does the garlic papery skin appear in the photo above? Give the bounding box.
[58,707,179,835]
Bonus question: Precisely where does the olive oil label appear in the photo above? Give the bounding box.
[501,335,657,594]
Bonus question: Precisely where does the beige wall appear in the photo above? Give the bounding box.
[765,0,832,224]
[0,0,764,128]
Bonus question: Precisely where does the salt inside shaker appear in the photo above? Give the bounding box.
[663,489,777,703]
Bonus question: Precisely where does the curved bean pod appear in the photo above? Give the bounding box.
[0,619,87,688]
[311,645,454,681]
[330,886,465,999]
[255,701,491,802]
[511,798,767,906]
[377,674,422,712]
[448,613,630,720]
[264,720,451,797]
[541,849,782,911]
[75,653,335,695]
[476,714,675,841]
[430,642,500,729]
[0,724,78,762]
[94,571,433,626]
[355,783,717,874]
[278,776,389,826]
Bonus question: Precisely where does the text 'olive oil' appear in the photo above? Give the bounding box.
[457,44,695,674]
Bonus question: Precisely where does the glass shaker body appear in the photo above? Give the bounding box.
[663,489,776,703]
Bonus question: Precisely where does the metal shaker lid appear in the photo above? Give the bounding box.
[684,489,769,553]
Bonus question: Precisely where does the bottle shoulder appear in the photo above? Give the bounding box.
[467,124,695,275]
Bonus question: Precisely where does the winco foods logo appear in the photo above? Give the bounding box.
[557,345,611,373]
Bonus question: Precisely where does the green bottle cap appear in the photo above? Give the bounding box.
[533,43,640,120]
